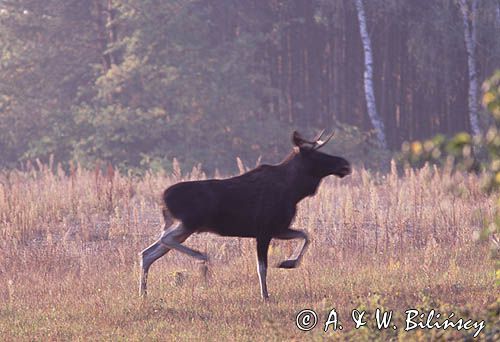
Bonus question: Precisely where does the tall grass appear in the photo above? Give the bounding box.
[0,161,497,340]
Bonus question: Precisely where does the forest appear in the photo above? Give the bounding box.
[0,0,499,172]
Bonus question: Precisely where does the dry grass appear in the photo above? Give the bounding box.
[0,161,498,341]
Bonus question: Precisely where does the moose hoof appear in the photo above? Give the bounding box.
[277,260,297,269]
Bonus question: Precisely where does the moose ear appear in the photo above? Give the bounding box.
[292,131,306,147]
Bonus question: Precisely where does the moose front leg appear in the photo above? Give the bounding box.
[274,229,309,269]
[256,236,271,300]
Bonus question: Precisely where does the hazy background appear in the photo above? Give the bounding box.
[0,0,499,173]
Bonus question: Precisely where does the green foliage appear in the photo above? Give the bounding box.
[481,71,500,192]
[481,71,500,263]
[399,71,500,181]
[399,70,500,268]
[399,132,478,172]
[67,1,286,173]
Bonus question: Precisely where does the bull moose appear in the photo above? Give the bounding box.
[139,130,351,299]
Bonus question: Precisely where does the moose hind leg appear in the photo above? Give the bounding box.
[159,223,208,262]
[139,243,170,297]
[139,228,176,296]
[274,229,309,269]
[256,237,271,300]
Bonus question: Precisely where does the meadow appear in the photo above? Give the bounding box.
[0,160,498,341]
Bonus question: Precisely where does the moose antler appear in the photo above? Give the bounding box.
[312,131,334,150]
[292,129,334,149]
[312,129,325,142]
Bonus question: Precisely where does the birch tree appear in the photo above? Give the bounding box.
[459,0,481,136]
[353,0,387,148]
[496,0,500,28]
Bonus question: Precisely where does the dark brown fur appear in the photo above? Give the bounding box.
[163,147,350,238]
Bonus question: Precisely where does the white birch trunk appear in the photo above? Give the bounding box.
[354,0,387,149]
[459,0,481,136]
[496,0,500,28]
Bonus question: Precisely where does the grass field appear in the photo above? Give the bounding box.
[0,161,498,341]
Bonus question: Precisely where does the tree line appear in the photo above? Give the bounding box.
[0,0,499,172]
